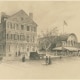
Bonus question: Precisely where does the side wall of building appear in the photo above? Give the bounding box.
[0,21,6,56]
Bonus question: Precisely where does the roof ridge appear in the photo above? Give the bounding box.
[6,10,37,26]
[9,9,28,18]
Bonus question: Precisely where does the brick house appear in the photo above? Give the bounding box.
[0,10,37,59]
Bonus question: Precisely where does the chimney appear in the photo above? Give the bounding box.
[1,12,6,17]
[29,12,33,19]
[1,12,7,23]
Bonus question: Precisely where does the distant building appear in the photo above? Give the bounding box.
[53,33,79,56]
[0,10,37,59]
[56,33,78,47]
[38,33,79,56]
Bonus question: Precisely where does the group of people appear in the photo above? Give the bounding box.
[45,56,52,65]
[21,54,52,65]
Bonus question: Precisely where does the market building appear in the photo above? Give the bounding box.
[38,33,80,56]
[53,33,79,56]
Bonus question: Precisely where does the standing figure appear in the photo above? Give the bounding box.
[15,52,17,57]
[45,56,48,65]
[22,55,26,62]
[48,56,52,65]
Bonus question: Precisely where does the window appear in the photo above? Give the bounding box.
[14,34,18,40]
[20,34,25,41]
[7,34,9,40]
[11,34,12,40]
[16,24,19,30]
[30,36,32,42]
[0,32,3,40]
[13,24,15,29]
[17,35,19,40]
[7,22,9,28]
[7,33,12,40]
[33,47,35,51]
[21,25,24,30]
[26,35,29,42]
[31,27,36,32]
[32,27,34,32]
[27,47,29,51]
[8,45,10,52]
[27,26,30,31]
[33,36,35,42]
[11,34,15,40]
[2,31,5,39]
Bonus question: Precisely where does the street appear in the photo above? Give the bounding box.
[0,57,80,79]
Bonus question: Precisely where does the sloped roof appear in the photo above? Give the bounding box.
[39,33,77,45]
[39,34,69,42]
[57,34,69,41]
[7,10,37,26]
[56,33,77,42]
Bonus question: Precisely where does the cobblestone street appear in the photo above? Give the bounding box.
[0,57,80,79]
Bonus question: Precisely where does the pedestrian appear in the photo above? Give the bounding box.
[22,55,25,62]
[18,51,21,56]
[15,52,17,57]
[45,56,48,65]
[48,56,52,65]
[60,55,62,59]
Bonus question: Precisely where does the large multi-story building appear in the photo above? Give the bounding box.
[0,10,37,59]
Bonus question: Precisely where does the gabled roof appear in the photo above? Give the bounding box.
[57,34,69,41]
[7,10,37,26]
[9,10,28,18]
[38,33,77,51]
[56,33,77,42]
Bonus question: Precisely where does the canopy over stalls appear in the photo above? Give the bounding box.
[52,47,66,51]
[53,47,78,52]
[64,47,78,51]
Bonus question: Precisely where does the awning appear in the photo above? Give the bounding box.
[52,47,66,51]
[53,47,78,51]
[64,47,78,51]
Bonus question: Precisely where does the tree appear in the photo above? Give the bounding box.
[38,27,58,56]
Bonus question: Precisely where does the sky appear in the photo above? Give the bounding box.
[0,1,80,41]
